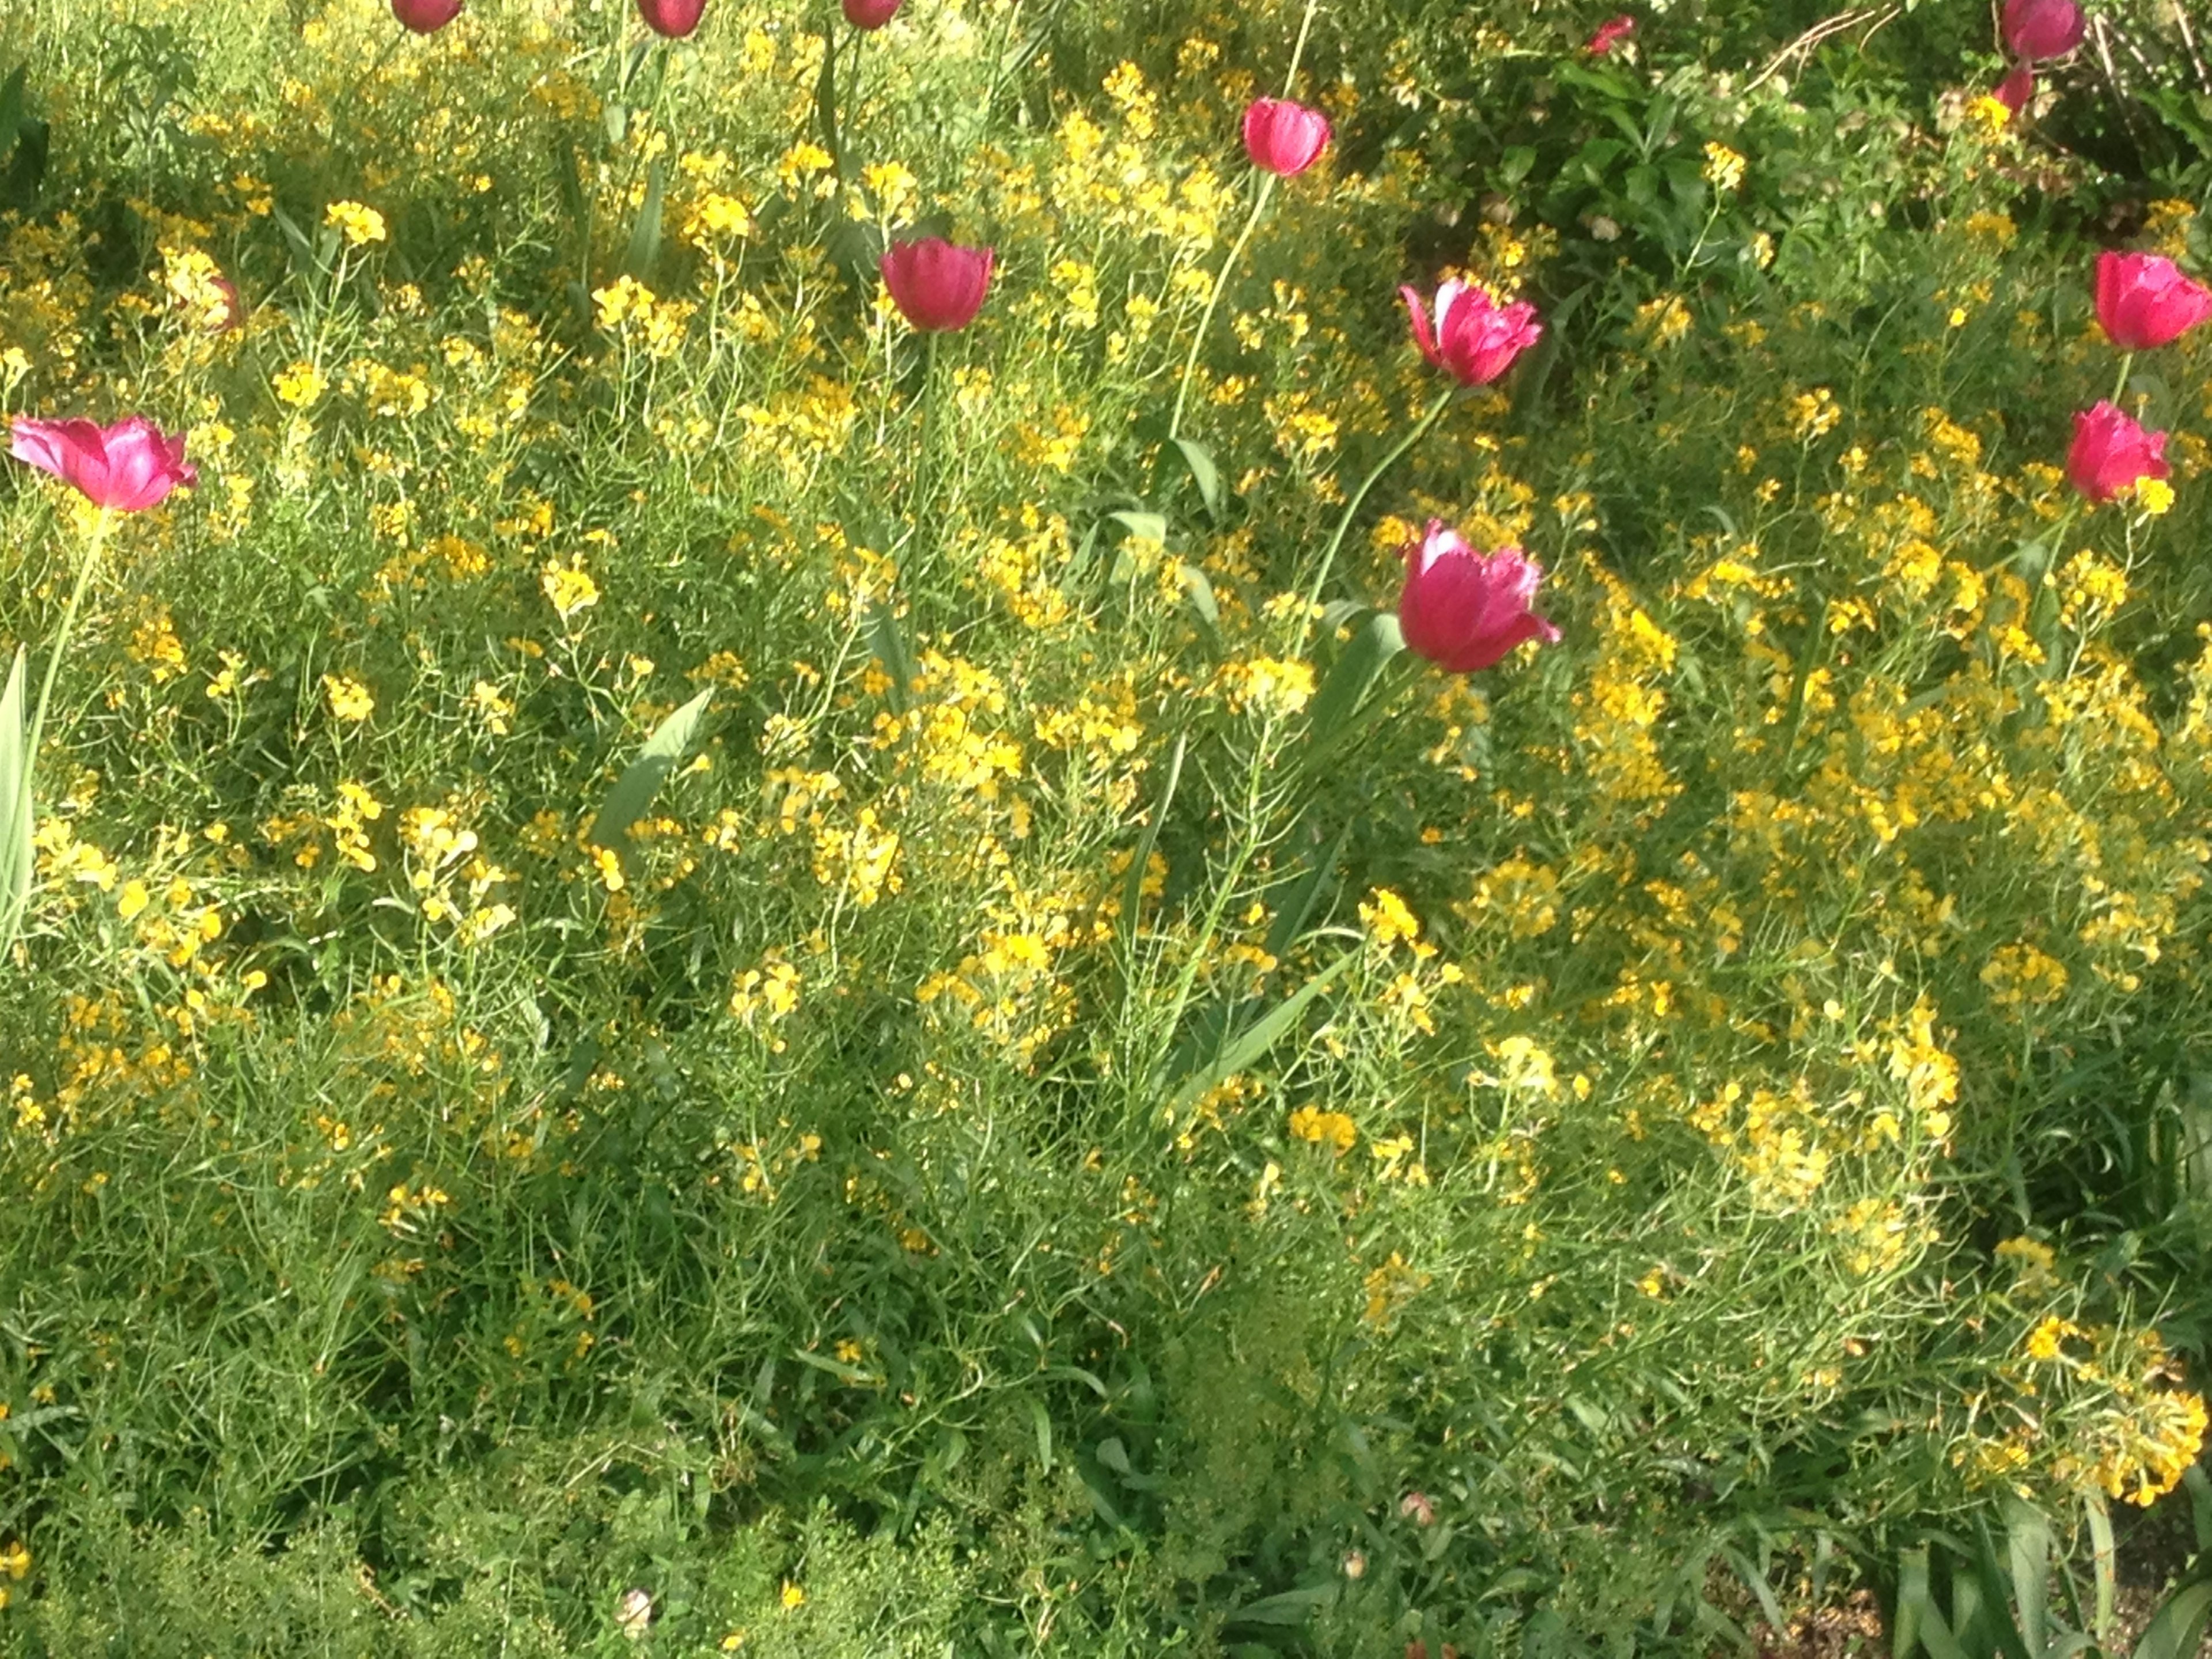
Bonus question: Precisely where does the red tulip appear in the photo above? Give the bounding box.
[1994,64,2035,113]
[881,237,994,332]
[2094,251,2212,351]
[843,0,902,26]
[9,416,197,513]
[2067,402,2169,504]
[638,0,706,38]
[391,0,463,31]
[1241,99,1331,178]
[1400,279,1542,387]
[1586,15,1637,55]
[1397,521,1560,673]
[2002,0,2082,62]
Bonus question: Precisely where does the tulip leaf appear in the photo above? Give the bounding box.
[1177,565,1219,637]
[623,158,665,282]
[814,26,844,179]
[1170,437,1223,522]
[2132,1582,2212,1659]
[1306,610,1404,747]
[0,646,35,956]
[586,687,713,853]
[1165,946,1357,1113]
[867,601,916,716]
[0,65,25,156]
[1108,509,1167,546]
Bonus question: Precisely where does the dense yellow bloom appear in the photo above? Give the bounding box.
[324,199,387,247]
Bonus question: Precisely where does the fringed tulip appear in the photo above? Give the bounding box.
[1586,15,1637,55]
[2067,402,2168,504]
[843,0,902,26]
[9,416,197,513]
[1397,521,1561,673]
[1400,280,1542,387]
[2002,0,2082,61]
[2094,251,2212,350]
[638,0,706,38]
[881,237,995,332]
[392,0,464,31]
[1241,99,1331,178]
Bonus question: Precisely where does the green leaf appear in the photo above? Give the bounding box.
[2085,1493,2116,1643]
[586,687,713,851]
[2002,1498,2051,1659]
[1025,1395,1052,1474]
[0,64,25,157]
[1171,437,1223,521]
[1119,731,1184,949]
[1225,1586,1336,1628]
[1165,947,1356,1113]
[1108,509,1168,547]
[622,158,665,282]
[2131,1582,2212,1659]
[1306,611,1404,746]
[814,26,843,177]
[0,646,33,956]
[868,601,916,716]
[1178,565,1219,637]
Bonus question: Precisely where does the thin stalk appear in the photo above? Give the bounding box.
[24,509,113,802]
[2109,350,2134,407]
[1168,173,1275,441]
[1282,0,1321,92]
[1294,386,1453,645]
[914,330,944,546]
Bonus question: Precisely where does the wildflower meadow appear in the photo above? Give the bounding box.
[3,0,2212,1652]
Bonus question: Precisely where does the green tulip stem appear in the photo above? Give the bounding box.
[1168,172,1275,442]
[24,507,113,818]
[2111,351,2134,408]
[1295,387,1455,648]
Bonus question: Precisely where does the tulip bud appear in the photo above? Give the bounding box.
[2093,251,2212,351]
[391,0,464,32]
[1397,521,1561,674]
[1241,99,1331,179]
[1586,15,1636,55]
[2002,0,2082,62]
[1400,280,1542,387]
[843,0,902,27]
[638,0,706,39]
[880,237,995,332]
[9,415,198,513]
[2067,402,2169,505]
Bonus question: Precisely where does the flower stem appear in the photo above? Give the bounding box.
[2110,351,2134,407]
[25,509,113,794]
[1168,173,1275,442]
[1294,387,1454,646]
[1282,0,1321,92]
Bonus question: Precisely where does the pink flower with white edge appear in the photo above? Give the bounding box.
[1241,99,1331,178]
[9,416,198,512]
[2094,251,2212,350]
[2066,402,2168,505]
[1397,520,1561,673]
[880,237,995,332]
[1400,280,1543,387]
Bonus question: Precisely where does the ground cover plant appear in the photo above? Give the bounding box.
[2,0,2211,1652]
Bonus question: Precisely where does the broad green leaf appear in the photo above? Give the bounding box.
[586,687,713,851]
[1166,947,1356,1113]
[2002,1497,2051,1659]
[0,65,26,157]
[1306,610,1404,745]
[1225,1585,1335,1628]
[2131,1582,2212,1659]
[1025,1395,1052,1473]
[622,158,665,281]
[868,601,916,716]
[0,647,32,954]
[2085,1493,2116,1642]
[1171,437,1222,521]
[1108,509,1167,546]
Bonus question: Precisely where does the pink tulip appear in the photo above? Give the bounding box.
[1586,15,1637,55]
[637,0,706,38]
[1400,280,1543,387]
[9,416,198,513]
[1241,99,1331,179]
[843,0,902,26]
[2067,402,2169,504]
[2002,0,2082,62]
[881,237,994,332]
[1397,520,1561,673]
[2094,251,2212,351]
[391,0,464,31]
[1994,64,2035,113]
